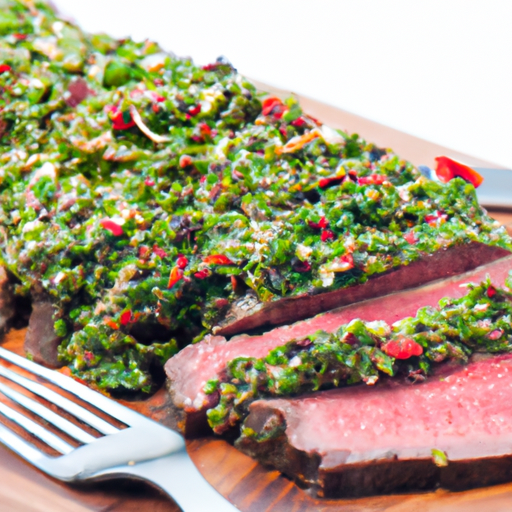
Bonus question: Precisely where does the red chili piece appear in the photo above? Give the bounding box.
[309,216,329,229]
[188,104,201,116]
[194,269,211,279]
[203,254,234,265]
[84,351,94,363]
[0,64,12,74]
[404,231,418,244]
[13,34,27,40]
[261,97,286,118]
[153,245,167,258]
[321,229,335,242]
[120,310,132,326]
[434,156,484,188]
[168,267,184,289]
[106,105,136,130]
[104,318,119,330]
[176,256,188,269]
[199,123,212,138]
[487,286,497,298]
[100,218,124,236]
[382,338,423,359]
[291,117,306,127]
[424,211,448,227]
[357,174,386,186]
[139,245,151,259]
[318,176,344,189]
[179,155,193,168]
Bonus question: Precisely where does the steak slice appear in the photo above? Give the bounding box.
[165,254,512,436]
[214,242,511,337]
[236,354,512,498]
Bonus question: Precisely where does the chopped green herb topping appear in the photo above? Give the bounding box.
[0,1,510,391]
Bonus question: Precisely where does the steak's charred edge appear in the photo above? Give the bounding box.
[24,299,64,368]
[0,266,16,338]
[215,242,511,337]
[237,401,512,498]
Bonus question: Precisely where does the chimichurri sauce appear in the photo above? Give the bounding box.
[1,1,510,392]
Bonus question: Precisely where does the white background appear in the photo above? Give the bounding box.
[53,0,512,168]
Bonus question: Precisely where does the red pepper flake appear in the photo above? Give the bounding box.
[194,269,211,279]
[487,286,497,298]
[106,105,136,130]
[203,254,234,265]
[120,310,132,326]
[104,317,119,330]
[318,176,344,189]
[434,156,484,188]
[308,216,329,229]
[13,34,27,40]
[200,175,207,183]
[357,174,386,186]
[144,177,155,186]
[199,123,212,138]
[153,244,167,258]
[321,229,335,242]
[0,64,12,74]
[261,97,286,118]
[404,231,418,244]
[488,329,504,340]
[84,351,94,363]
[100,218,124,236]
[293,260,311,273]
[291,117,306,127]
[424,211,448,227]
[342,332,359,345]
[188,104,201,116]
[382,338,423,359]
[139,245,151,258]
[179,155,193,168]
[176,256,189,269]
[168,266,184,289]
[154,78,164,86]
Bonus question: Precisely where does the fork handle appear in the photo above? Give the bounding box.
[107,448,240,512]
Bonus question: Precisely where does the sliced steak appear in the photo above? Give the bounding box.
[236,354,512,498]
[24,300,64,367]
[165,254,512,436]
[214,242,511,336]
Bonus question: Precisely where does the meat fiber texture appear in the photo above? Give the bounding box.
[165,254,512,436]
[237,354,512,498]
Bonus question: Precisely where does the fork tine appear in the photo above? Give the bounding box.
[0,365,119,435]
[0,401,74,454]
[0,348,145,427]
[0,423,48,465]
[0,382,96,444]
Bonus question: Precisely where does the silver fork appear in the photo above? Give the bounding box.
[0,346,239,512]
